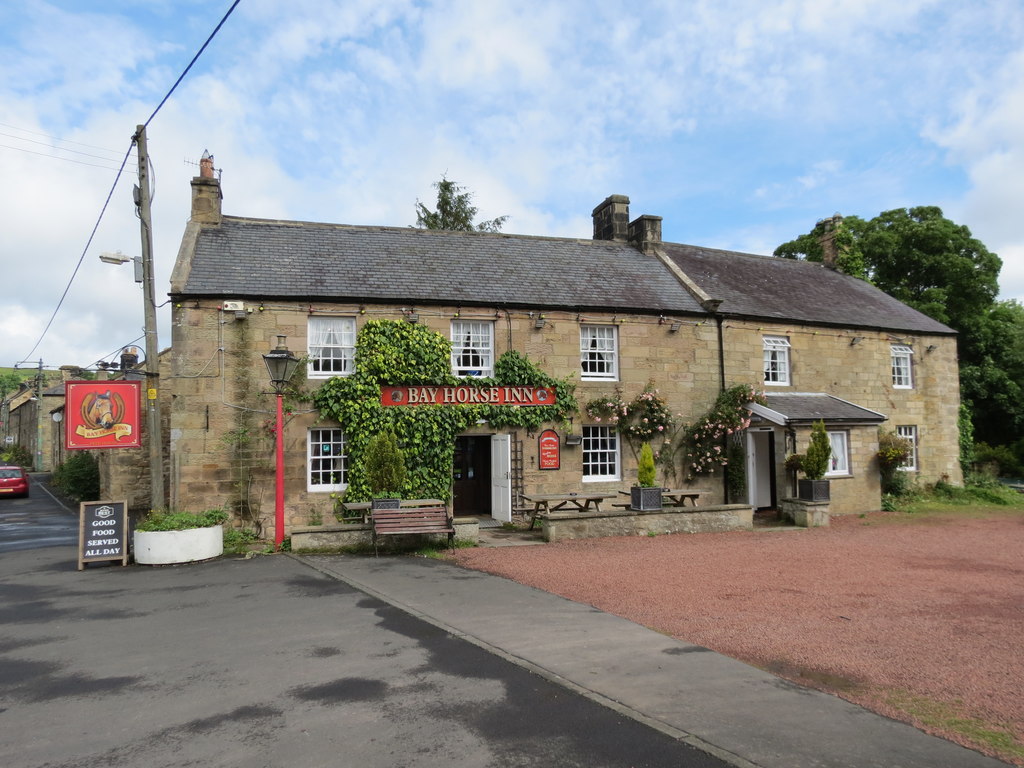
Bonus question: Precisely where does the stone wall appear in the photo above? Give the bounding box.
[541,505,753,541]
[291,517,479,552]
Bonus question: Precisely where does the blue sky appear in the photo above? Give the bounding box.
[2,0,1022,370]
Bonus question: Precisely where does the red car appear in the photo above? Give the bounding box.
[0,465,29,498]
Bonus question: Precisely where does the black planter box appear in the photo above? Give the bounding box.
[797,479,830,502]
[631,486,663,511]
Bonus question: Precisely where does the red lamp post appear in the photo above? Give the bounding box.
[263,336,300,550]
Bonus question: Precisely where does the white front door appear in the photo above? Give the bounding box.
[746,429,774,509]
[490,434,512,522]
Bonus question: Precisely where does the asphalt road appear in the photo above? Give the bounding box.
[0,488,730,768]
[0,473,78,554]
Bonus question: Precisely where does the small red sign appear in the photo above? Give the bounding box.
[538,429,560,470]
[65,381,142,450]
[381,385,556,407]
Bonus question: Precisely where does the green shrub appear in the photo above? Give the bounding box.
[223,528,260,554]
[803,420,831,481]
[135,509,228,532]
[973,442,1023,478]
[1,443,33,468]
[52,451,100,501]
[364,431,407,497]
[878,430,914,495]
[637,443,657,487]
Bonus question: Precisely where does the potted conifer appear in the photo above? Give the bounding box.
[630,443,663,511]
[797,420,831,501]
[365,431,407,510]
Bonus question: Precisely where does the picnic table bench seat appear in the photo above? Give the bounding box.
[371,506,455,557]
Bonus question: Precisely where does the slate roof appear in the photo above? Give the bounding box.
[181,217,707,315]
[749,393,888,425]
[661,243,954,335]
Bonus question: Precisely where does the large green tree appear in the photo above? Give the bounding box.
[414,175,508,232]
[776,206,1023,449]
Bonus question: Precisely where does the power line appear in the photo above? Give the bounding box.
[18,0,243,365]
[19,143,136,363]
[0,129,135,163]
[143,0,242,128]
[0,120,130,156]
[0,141,136,172]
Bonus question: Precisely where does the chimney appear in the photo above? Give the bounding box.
[628,214,662,254]
[818,214,843,270]
[592,195,630,241]
[191,150,222,225]
[120,347,140,371]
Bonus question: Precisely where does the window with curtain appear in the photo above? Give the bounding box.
[580,325,618,380]
[308,316,356,378]
[763,336,791,385]
[451,321,493,377]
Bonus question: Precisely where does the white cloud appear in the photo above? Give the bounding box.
[2,0,1024,373]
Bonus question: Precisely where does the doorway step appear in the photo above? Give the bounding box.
[752,508,797,530]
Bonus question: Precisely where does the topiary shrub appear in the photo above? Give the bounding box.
[364,431,407,498]
[803,420,831,480]
[637,443,657,487]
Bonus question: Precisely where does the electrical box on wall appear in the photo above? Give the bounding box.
[222,301,244,311]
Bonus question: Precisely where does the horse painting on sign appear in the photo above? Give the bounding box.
[65,380,142,449]
[83,391,121,430]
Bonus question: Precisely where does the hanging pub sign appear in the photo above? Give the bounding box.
[65,380,141,449]
[381,385,556,406]
[78,500,129,570]
[538,429,560,470]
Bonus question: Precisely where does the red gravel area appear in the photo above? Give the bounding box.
[452,511,1024,764]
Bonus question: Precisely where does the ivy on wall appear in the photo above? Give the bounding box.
[313,319,577,502]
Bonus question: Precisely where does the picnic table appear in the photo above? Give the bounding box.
[521,492,617,530]
[341,499,445,523]
[661,489,703,507]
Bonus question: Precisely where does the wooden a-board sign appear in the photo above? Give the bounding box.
[78,500,129,570]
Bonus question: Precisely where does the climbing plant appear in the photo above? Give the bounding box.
[584,383,674,458]
[676,383,765,482]
[313,319,577,502]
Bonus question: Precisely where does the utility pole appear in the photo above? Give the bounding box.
[134,125,165,510]
[35,359,44,472]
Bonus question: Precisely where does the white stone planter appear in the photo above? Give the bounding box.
[133,525,223,565]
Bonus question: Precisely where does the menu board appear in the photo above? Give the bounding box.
[78,500,129,570]
[538,429,560,470]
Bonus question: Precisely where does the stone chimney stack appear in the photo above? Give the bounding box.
[120,347,140,371]
[628,214,662,254]
[190,150,222,225]
[592,195,631,241]
[818,214,843,270]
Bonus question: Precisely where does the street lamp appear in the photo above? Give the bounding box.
[263,335,300,549]
[98,248,163,510]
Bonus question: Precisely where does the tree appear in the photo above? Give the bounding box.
[775,207,1023,450]
[414,175,508,232]
[0,371,23,400]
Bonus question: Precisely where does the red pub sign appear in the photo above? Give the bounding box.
[538,429,560,470]
[381,385,556,407]
[65,380,142,450]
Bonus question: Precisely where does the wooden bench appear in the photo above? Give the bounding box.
[371,506,455,557]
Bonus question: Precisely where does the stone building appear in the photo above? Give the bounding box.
[158,167,960,540]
